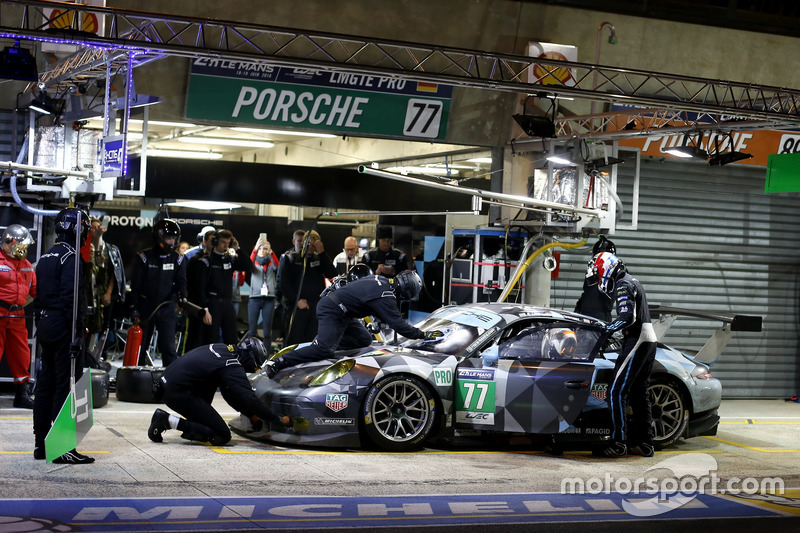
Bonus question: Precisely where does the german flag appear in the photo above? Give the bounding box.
[416,82,439,93]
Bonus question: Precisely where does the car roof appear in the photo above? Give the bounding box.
[439,302,607,328]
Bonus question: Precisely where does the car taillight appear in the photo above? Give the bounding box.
[695,369,714,380]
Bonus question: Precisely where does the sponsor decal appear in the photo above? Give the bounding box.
[457,368,494,381]
[325,393,349,412]
[590,383,608,401]
[432,368,453,387]
[314,418,355,426]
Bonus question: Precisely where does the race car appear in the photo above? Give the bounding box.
[230,303,761,452]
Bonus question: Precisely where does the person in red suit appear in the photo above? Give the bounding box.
[0,224,37,409]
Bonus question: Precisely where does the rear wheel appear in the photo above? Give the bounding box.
[362,375,437,452]
[649,379,689,448]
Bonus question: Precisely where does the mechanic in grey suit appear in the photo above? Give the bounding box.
[590,252,658,458]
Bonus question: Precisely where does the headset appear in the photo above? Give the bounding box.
[210,232,219,247]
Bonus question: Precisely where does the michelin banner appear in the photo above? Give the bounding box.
[185,59,452,139]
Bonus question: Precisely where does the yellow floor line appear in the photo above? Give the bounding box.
[703,435,800,453]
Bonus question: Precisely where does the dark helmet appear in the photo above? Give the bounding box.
[55,207,90,243]
[238,337,268,373]
[392,270,422,301]
[591,252,627,295]
[2,224,34,260]
[592,235,616,256]
[346,263,373,283]
[153,219,181,251]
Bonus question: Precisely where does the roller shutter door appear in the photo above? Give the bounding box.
[550,157,800,398]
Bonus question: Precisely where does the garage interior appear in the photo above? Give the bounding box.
[1,1,800,530]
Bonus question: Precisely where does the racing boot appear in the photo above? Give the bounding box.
[148,408,171,443]
[594,441,627,458]
[13,382,34,409]
[628,442,655,457]
[53,449,95,464]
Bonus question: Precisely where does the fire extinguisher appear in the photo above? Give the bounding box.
[123,317,143,367]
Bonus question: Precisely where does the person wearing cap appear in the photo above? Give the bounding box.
[147,337,289,445]
[184,225,215,261]
[0,224,37,409]
[361,225,409,279]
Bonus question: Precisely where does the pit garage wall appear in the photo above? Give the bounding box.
[549,159,800,399]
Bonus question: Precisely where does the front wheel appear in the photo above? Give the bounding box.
[649,379,689,448]
[362,375,437,452]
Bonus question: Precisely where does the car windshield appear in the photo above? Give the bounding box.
[399,306,502,356]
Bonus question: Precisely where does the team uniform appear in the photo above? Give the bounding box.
[149,340,286,445]
[360,246,409,279]
[197,249,251,345]
[276,274,425,370]
[129,247,187,366]
[277,248,337,346]
[0,247,36,388]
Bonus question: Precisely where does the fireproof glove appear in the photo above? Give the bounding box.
[422,330,445,341]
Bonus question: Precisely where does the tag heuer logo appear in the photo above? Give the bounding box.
[591,384,608,401]
[325,393,349,412]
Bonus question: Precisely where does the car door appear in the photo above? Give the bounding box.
[454,320,606,434]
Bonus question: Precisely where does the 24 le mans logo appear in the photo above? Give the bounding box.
[325,393,349,412]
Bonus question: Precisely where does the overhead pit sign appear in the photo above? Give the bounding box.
[186,59,452,139]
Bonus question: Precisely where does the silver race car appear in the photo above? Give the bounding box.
[231,303,760,452]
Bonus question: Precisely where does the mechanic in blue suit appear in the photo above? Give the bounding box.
[148,337,288,445]
[590,252,658,458]
[265,269,440,377]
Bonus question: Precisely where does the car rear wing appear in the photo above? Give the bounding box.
[649,305,762,366]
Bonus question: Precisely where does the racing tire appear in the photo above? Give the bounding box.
[115,366,165,404]
[91,368,110,408]
[648,378,690,449]
[362,375,437,452]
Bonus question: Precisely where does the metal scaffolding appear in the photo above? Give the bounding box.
[2,0,800,139]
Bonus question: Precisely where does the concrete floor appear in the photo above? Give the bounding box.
[1,390,799,532]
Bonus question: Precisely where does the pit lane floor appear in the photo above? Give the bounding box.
[0,393,799,532]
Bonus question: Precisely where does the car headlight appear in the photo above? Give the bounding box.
[309,359,355,387]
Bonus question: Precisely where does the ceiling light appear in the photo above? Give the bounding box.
[708,151,753,166]
[467,157,493,164]
[142,149,223,160]
[27,96,53,115]
[546,155,574,166]
[177,137,274,149]
[664,135,709,160]
[707,133,753,166]
[130,119,197,128]
[231,127,336,138]
[384,166,460,176]
[167,200,242,210]
[513,114,556,138]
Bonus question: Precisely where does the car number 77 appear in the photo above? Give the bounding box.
[461,382,490,410]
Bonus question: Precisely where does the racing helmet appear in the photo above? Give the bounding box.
[346,263,373,283]
[2,224,34,259]
[591,252,626,295]
[542,328,578,359]
[54,207,90,243]
[153,219,181,251]
[238,337,268,373]
[392,270,422,301]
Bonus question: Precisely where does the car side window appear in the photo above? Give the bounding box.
[498,322,603,362]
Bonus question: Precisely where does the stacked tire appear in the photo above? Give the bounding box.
[115,366,165,403]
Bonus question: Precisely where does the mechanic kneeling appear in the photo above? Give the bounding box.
[148,337,289,445]
[266,269,441,377]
